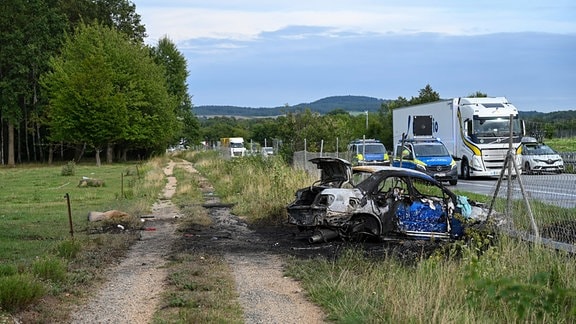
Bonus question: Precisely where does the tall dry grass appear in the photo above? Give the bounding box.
[180,152,314,225]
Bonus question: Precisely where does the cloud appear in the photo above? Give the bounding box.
[135,0,576,45]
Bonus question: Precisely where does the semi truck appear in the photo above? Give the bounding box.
[220,137,246,157]
[392,97,525,178]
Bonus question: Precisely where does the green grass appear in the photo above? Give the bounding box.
[0,158,166,317]
[285,237,576,323]
[544,137,576,152]
[0,163,144,262]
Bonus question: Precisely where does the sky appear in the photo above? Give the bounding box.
[132,1,576,112]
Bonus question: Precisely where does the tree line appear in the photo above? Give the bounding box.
[200,86,576,160]
[199,85,443,159]
[0,0,199,166]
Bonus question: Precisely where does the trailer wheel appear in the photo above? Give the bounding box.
[461,160,471,179]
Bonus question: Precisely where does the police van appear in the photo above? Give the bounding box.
[392,137,458,185]
[347,139,390,166]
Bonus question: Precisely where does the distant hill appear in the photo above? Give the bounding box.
[194,95,390,117]
[194,96,576,120]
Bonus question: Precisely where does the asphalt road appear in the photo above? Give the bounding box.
[454,173,576,208]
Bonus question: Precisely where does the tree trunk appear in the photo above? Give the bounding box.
[107,143,113,164]
[48,144,53,165]
[95,148,101,166]
[0,114,4,165]
[8,122,15,166]
[74,143,86,162]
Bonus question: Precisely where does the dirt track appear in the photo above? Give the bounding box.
[70,159,328,323]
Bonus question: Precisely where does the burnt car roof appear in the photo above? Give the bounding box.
[351,165,389,173]
[355,166,443,192]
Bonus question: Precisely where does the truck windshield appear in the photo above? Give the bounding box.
[230,143,244,148]
[413,144,449,157]
[473,117,521,137]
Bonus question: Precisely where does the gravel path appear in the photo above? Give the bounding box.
[226,253,326,324]
[69,160,180,324]
[69,159,327,323]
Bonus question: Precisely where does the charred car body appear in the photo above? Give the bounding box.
[288,158,487,243]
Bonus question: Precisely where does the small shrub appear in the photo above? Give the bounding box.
[31,257,67,283]
[0,274,46,312]
[61,161,76,176]
[54,239,82,260]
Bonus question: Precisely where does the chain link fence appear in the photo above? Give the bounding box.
[483,153,576,253]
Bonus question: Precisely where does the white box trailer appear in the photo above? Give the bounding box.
[392,97,525,178]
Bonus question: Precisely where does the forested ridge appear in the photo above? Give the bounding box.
[194,95,389,117]
[196,96,576,121]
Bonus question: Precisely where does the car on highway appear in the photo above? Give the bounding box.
[287,157,489,243]
[261,146,274,156]
[520,137,564,174]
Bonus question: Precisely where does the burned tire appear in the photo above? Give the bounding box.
[349,214,381,241]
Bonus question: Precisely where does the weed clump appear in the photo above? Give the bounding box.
[61,160,76,176]
[0,274,46,312]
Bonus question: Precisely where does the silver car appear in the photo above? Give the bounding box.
[520,137,564,174]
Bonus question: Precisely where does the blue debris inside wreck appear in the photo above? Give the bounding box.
[395,200,464,238]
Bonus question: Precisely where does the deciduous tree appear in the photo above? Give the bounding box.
[151,36,200,147]
[42,23,177,165]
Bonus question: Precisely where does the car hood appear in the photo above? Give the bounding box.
[525,154,562,160]
[309,157,352,186]
[416,155,454,166]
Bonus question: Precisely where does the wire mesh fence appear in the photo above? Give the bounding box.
[482,156,576,252]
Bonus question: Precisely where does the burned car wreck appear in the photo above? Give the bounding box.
[288,158,489,243]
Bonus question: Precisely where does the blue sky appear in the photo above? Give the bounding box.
[133,1,576,112]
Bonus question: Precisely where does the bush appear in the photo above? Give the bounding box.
[0,274,46,312]
[54,239,82,260]
[61,160,76,176]
[31,257,67,283]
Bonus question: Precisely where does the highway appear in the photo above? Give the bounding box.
[454,173,576,209]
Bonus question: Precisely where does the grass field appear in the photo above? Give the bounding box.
[0,159,166,319]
